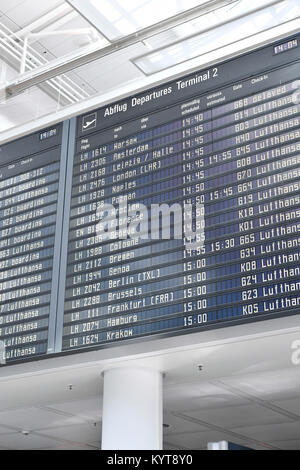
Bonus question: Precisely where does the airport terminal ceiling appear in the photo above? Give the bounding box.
[0,0,299,135]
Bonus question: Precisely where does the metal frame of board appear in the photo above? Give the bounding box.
[47,120,71,354]
[54,118,77,353]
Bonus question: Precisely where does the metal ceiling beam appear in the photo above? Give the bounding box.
[4,0,239,98]
[0,22,91,106]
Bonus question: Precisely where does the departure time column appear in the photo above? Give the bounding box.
[181,107,212,329]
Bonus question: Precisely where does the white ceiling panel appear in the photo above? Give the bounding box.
[47,442,97,450]
[0,406,86,430]
[45,397,102,422]
[182,404,294,429]
[0,12,20,32]
[0,0,26,16]
[34,14,99,52]
[88,62,142,93]
[74,42,146,84]
[86,441,101,450]
[67,0,211,40]
[163,441,182,450]
[0,0,64,28]
[270,439,300,450]
[0,426,16,435]
[163,412,209,435]
[0,432,63,450]
[270,398,300,417]
[222,369,300,401]
[164,382,250,412]
[163,430,245,450]
[232,422,300,442]
[39,421,101,444]
[0,87,57,131]
[0,59,19,83]
[47,38,96,59]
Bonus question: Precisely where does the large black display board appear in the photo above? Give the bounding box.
[1,33,300,364]
[60,33,300,353]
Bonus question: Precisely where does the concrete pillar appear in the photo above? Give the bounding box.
[101,367,163,450]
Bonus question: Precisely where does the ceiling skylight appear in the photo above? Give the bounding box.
[67,0,216,40]
[133,0,300,74]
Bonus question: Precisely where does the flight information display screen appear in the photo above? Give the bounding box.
[61,34,300,352]
[0,125,64,363]
[1,34,300,364]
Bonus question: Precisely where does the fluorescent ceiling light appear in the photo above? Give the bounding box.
[67,0,211,40]
[133,0,300,74]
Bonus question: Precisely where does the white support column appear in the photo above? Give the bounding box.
[208,441,229,450]
[101,367,163,450]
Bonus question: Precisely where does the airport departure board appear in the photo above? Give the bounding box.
[0,124,66,363]
[1,34,300,364]
[60,34,300,353]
